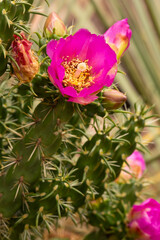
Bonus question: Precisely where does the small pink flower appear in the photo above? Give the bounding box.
[128,198,160,240]
[104,19,132,60]
[47,29,117,105]
[117,150,146,182]
[11,33,39,83]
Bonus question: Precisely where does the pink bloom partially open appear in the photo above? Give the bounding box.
[128,198,160,240]
[117,150,146,182]
[104,19,132,60]
[47,29,117,105]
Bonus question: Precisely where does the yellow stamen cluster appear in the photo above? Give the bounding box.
[62,57,95,92]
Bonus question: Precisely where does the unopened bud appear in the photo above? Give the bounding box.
[44,11,66,38]
[102,89,127,110]
[11,32,39,83]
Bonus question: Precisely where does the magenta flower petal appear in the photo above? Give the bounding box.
[60,29,91,61]
[116,150,146,182]
[128,199,160,240]
[47,28,117,104]
[68,94,98,105]
[46,39,58,59]
[62,86,78,98]
[86,34,117,74]
[127,150,146,176]
[104,18,132,60]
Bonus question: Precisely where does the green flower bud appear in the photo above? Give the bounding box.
[44,11,67,38]
[102,89,127,110]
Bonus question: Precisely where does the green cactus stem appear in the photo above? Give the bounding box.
[0,98,73,220]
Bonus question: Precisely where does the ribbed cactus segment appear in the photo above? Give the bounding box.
[86,180,143,239]
[0,99,73,220]
[0,0,34,76]
[71,108,145,208]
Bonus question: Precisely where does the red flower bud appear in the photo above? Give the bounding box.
[102,89,127,110]
[11,33,39,83]
[44,11,67,37]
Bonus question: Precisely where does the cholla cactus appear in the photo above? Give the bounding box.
[0,3,157,240]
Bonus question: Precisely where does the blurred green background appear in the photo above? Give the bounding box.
[31,0,160,197]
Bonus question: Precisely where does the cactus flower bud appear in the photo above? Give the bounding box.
[116,150,146,182]
[11,33,39,83]
[102,89,127,110]
[44,11,67,38]
[128,198,160,240]
[104,19,132,60]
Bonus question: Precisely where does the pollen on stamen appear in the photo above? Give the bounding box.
[61,57,95,92]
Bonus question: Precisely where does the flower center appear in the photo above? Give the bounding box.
[62,57,95,92]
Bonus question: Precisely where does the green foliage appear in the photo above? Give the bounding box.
[0,76,150,240]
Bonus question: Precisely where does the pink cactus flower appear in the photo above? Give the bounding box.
[104,18,132,60]
[128,198,160,240]
[11,33,39,83]
[47,29,117,105]
[117,150,146,182]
